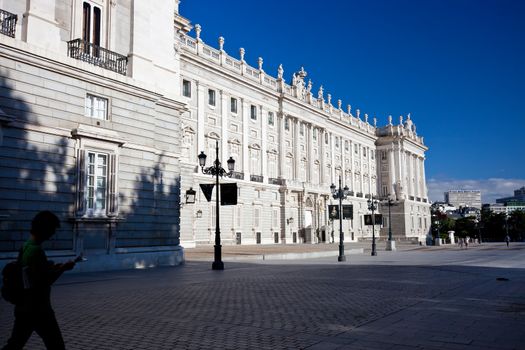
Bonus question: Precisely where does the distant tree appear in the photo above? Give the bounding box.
[509,210,525,241]
[480,211,506,241]
[454,217,477,238]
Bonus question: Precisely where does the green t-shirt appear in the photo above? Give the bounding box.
[22,239,47,267]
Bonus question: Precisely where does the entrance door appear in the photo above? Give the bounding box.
[256,232,261,244]
[236,232,242,245]
[274,232,279,243]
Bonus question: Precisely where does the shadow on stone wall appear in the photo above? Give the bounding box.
[0,69,181,265]
[0,74,75,252]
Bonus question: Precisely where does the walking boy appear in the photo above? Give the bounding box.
[2,211,76,350]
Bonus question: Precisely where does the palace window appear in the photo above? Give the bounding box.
[382,151,387,160]
[313,128,317,140]
[335,137,339,148]
[354,144,358,154]
[363,148,367,157]
[300,123,304,136]
[182,80,191,97]
[85,94,108,120]
[325,133,329,145]
[284,118,290,131]
[250,105,257,120]
[77,149,118,217]
[345,141,349,151]
[371,150,375,159]
[82,2,101,48]
[254,207,261,227]
[208,89,216,106]
[231,97,238,113]
[268,112,274,126]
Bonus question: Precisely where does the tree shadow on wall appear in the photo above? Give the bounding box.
[0,73,75,253]
[116,153,181,266]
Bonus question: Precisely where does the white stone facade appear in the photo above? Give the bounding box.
[174,6,431,246]
[0,1,431,273]
[0,0,185,271]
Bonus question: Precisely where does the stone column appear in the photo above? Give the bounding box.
[261,105,268,183]
[294,118,300,180]
[330,133,335,184]
[319,128,325,184]
[242,99,250,178]
[308,124,314,183]
[350,141,355,191]
[220,90,228,165]
[279,114,286,178]
[388,148,396,197]
[421,157,428,199]
[197,82,205,154]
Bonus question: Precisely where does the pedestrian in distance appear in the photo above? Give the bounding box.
[2,211,77,350]
[505,235,510,248]
[458,237,464,249]
[465,236,469,249]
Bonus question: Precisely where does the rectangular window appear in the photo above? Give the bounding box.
[284,118,290,131]
[325,134,329,145]
[250,105,257,120]
[231,97,238,113]
[85,94,108,120]
[208,89,216,106]
[300,123,304,136]
[381,151,387,160]
[371,150,375,159]
[82,2,102,53]
[182,80,191,97]
[236,206,242,227]
[273,209,278,227]
[335,137,339,148]
[363,148,367,157]
[211,205,216,228]
[345,141,349,151]
[86,151,107,213]
[355,144,358,154]
[254,208,261,227]
[268,111,274,126]
[313,129,317,140]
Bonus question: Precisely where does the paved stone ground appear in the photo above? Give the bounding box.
[1,243,524,349]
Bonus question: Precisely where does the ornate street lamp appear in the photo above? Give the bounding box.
[384,197,396,251]
[330,176,349,262]
[198,140,235,270]
[367,196,379,256]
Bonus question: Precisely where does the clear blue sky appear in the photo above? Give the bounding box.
[180,0,525,202]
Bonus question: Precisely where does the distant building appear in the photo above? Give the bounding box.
[483,203,525,215]
[496,186,525,205]
[444,190,482,210]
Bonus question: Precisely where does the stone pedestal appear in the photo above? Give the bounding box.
[435,238,443,246]
[386,240,397,251]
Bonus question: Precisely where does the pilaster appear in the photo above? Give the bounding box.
[197,82,205,154]
[242,99,250,178]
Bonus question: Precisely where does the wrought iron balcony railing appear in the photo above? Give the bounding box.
[230,171,244,180]
[0,9,17,38]
[250,175,264,183]
[67,39,128,75]
[268,178,283,185]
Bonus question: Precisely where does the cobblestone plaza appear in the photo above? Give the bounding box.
[1,243,524,349]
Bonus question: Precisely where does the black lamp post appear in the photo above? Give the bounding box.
[198,140,235,270]
[367,196,379,256]
[384,197,396,251]
[330,176,349,262]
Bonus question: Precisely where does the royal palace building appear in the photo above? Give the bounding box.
[0,0,430,271]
